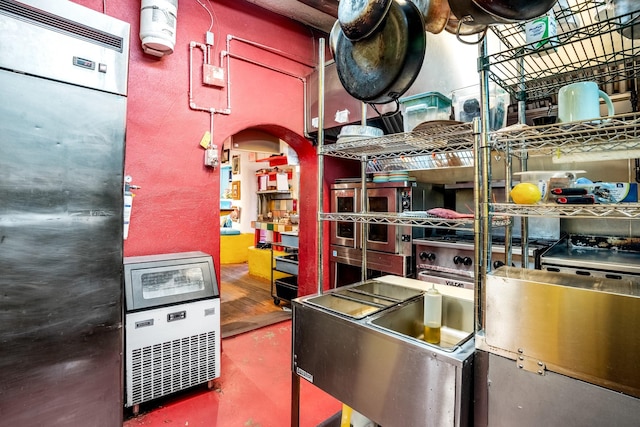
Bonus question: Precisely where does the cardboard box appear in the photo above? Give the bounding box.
[525,14,558,53]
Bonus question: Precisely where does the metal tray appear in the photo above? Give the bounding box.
[302,280,423,319]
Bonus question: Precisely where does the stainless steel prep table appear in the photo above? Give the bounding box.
[291,276,475,427]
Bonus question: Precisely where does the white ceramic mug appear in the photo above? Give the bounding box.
[558,81,615,122]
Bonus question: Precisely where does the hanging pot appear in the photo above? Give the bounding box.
[448,0,514,26]
[410,0,451,34]
[445,10,489,36]
[338,0,393,41]
[334,0,426,104]
[472,0,558,23]
[612,0,640,40]
[329,20,340,57]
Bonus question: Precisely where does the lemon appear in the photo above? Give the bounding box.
[510,182,542,204]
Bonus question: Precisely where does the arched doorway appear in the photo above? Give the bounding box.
[218,126,319,337]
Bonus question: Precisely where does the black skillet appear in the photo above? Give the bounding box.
[334,0,426,105]
[338,0,393,41]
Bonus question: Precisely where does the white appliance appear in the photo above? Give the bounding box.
[123,252,221,413]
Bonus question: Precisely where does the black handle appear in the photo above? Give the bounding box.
[556,195,595,204]
[550,188,588,196]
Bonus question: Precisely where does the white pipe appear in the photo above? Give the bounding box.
[222,34,312,131]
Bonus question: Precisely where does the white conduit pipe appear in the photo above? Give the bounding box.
[222,34,313,136]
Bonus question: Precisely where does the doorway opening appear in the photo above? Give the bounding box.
[219,129,300,337]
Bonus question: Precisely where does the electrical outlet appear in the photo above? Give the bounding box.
[203,64,225,87]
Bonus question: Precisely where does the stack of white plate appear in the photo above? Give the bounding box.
[337,125,384,143]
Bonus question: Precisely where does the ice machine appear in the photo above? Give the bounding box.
[123,252,221,413]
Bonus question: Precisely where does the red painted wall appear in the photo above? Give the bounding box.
[72,0,335,295]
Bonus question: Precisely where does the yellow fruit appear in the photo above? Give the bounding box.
[510,182,542,204]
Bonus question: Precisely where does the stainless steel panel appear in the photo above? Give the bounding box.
[306,33,478,132]
[293,300,474,427]
[485,266,640,398]
[330,245,412,276]
[303,280,423,319]
[477,351,640,427]
[0,67,125,425]
[0,0,130,95]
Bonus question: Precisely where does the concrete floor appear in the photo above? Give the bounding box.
[123,319,341,427]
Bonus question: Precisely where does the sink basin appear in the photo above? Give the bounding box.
[303,280,423,319]
[368,293,474,352]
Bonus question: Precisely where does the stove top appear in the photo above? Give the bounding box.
[541,235,640,275]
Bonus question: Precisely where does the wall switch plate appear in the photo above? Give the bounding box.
[203,64,225,87]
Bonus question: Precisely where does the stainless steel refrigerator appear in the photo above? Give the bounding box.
[0,1,130,425]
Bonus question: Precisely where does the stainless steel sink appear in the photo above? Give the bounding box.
[302,280,423,319]
[368,294,474,352]
[293,279,475,427]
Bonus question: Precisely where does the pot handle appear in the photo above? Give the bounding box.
[455,15,488,45]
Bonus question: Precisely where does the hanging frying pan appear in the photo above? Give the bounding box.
[335,0,426,105]
[472,0,558,22]
[448,0,514,26]
[410,0,451,34]
[338,0,393,41]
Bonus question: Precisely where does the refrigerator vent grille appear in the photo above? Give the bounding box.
[0,0,124,51]
[130,331,218,405]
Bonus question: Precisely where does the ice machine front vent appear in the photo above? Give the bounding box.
[129,331,218,405]
[0,0,124,51]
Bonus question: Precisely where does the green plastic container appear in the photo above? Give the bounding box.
[399,91,452,132]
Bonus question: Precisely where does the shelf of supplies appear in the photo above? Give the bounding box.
[491,202,640,219]
[486,1,640,101]
[490,112,640,159]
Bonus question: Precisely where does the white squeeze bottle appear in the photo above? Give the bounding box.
[423,285,442,344]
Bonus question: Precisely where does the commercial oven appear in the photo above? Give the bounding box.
[329,180,443,287]
[123,252,221,414]
[330,181,437,254]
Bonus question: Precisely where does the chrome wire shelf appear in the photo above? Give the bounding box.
[488,1,640,101]
[491,202,640,219]
[321,122,474,158]
[490,112,640,158]
[321,122,475,171]
[319,212,510,230]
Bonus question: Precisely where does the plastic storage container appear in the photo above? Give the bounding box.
[275,275,298,301]
[274,254,299,275]
[280,232,299,248]
[399,91,452,132]
[451,84,509,131]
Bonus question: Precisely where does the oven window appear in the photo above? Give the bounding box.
[336,196,354,213]
[336,195,356,239]
[368,196,388,243]
[368,196,388,213]
[141,267,206,299]
[337,222,355,239]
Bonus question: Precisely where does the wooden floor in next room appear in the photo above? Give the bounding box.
[219,262,292,338]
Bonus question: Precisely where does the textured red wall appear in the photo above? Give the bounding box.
[72,0,334,295]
